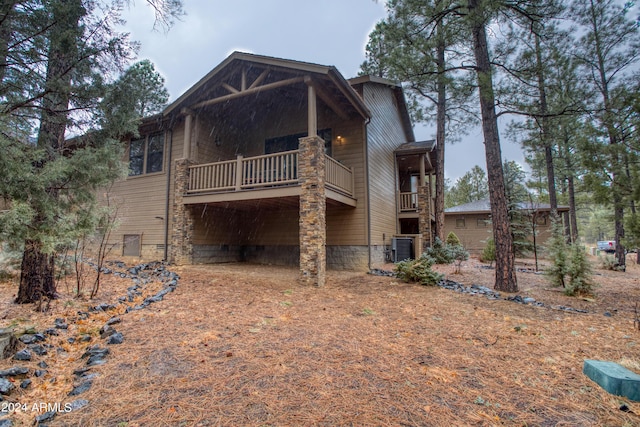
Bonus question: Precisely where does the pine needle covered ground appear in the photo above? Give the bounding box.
[0,256,638,426]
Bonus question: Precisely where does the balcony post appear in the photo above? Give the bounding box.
[299,135,326,286]
[235,155,243,190]
[171,158,195,265]
[306,78,318,137]
[182,109,194,160]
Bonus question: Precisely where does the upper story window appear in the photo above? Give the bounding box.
[265,129,332,156]
[129,133,164,176]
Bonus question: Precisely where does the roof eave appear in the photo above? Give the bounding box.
[164,51,371,120]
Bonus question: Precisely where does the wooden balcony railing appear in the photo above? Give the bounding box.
[325,154,354,196]
[187,150,354,198]
[399,192,418,212]
[398,191,435,217]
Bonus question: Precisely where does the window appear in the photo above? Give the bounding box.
[477,218,489,228]
[129,133,164,176]
[535,214,547,226]
[456,218,466,228]
[265,129,332,156]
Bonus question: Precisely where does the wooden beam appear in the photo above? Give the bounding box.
[248,69,269,89]
[308,79,349,120]
[192,76,305,109]
[221,82,239,94]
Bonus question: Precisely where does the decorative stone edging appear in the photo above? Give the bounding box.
[369,267,594,315]
[0,260,180,426]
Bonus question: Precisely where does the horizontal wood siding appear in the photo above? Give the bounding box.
[326,117,367,246]
[444,212,556,253]
[362,83,406,246]
[443,214,493,252]
[105,131,172,251]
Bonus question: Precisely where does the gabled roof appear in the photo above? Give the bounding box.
[445,198,570,214]
[164,51,370,120]
[349,75,416,143]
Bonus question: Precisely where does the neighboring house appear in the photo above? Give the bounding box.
[444,199,569,253]
[105,52,437,285]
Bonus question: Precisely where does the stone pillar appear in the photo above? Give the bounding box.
[418,184,432,250]
[298,135,326,286]
[171,158,195,265]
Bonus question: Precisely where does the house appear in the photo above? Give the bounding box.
[104,52,438,285]
[444,199,569,253]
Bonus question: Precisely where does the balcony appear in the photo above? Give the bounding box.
[397,191,435,220]
[183,150,356,206]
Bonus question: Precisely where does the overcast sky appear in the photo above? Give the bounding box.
[120,0,525,181]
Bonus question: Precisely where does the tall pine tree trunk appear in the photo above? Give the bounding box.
[434,21,446,241]
[17,0,84,304]
[534,33,558,222]
[469,0,517,292]
[560,128,579,242]
[16,240,56,304]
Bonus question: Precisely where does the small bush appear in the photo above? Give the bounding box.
[425,237,455,264]
[450,244,470,274]
[395,256,443,286]
[599,255,624,271]
[565,244,595,296]
[446,232,461,247]
[546,227,595,295]
[480,238,496,265]
[545,231,568,288]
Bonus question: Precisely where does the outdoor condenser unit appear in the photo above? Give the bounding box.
[391,237,414,262]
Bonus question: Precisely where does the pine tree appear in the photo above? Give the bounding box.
[571,0,640,270]
[0,0,182,306]
[360,0,476,241]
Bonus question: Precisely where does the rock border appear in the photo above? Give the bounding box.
[369,267,592,315]
[0,260,180,426]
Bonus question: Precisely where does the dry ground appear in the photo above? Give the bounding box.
[0,255,639,426]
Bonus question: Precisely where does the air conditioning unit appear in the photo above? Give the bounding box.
[391,237,414,262]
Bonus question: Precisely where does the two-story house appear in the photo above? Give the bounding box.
[105,52,437,285]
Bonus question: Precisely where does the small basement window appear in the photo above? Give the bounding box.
[123,234,141,257]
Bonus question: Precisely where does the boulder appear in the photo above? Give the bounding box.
[0,378,14,395]
[68,380,92,396]
[106,333,123,345]
[0,367,28,377]
[13,349,31,361]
